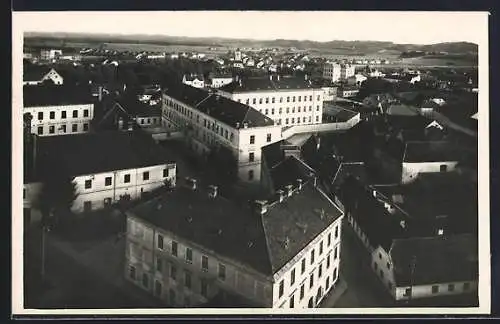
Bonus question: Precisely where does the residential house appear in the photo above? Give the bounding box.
[23,66,64,85]
[124,176,344,308]
[182,74,205,89]
[162,82,282,184]
[208,73,234,89]
[23,131,177,221]
[218,75,325,128]
[23,84,94,137]
[337,86,360,98]
[323,62,355,83]
[346,74,368,87]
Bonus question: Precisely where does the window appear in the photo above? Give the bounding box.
[248,170,254,181]
[83,123,89,131]
[184,270,192,288]
[83,201,92,212]
[298,96,301,102]
[310,249,315,264]
[259,98,263,104]
[292,96,296,102]
[154,280,162,297]
[309,95,313,101]
[246,99,249,105]
[279,280,284,298]
[289,294,295,308]
[448,284,455,292]
[73,110,78,118]
[142,273,149,288]
[271,108,275,115]
[201,255,208,271]
[287,96,290,102]
[378,252,382,259]
[265,109,268,115]
[464,282,470,291]
[327,233,331,246]
[105,177,112,186]
[309,273,314,288]
[300,284,305,300]
[49,126,55,134]
[49,111,55,119]
[37,126,43,135]
[171,241,178,256]
[291,268,296,285]
[319,241,323,255]
[318,264,323,278]
[249,152,255,162]
[440,164,447,172]
[298,107,301,113]
[253,98,256,104]
[333,267,338,280]
[301,258,306,274]
[334,246,338,260]
[38,112,43,120]
[317,95,320,101]
[316,105,320,111]
[249,135,255,144]
[291,118,295,124]
[143,171,149,181]
[85,180,92,189]
[186,248,193,263]
[266,133,272,142]
[72,124,77,132]
[265,97,269,104]
[272,97,275,103]
[129,265,136,280]
[124,174,131,183]
[286,107,290,113]
[218,263,226,280]
[403,287,412,297]
[285,118,289,125]
[279,107,282,114]
[157,234,164,250]
[386,262,391,270]
[292,107,295,113]
[61,111,67,119]
[156,256,163,272]
[170,264,177,280]
[432,285,439,294]
[327,254,331,268]
[201,278,208,297]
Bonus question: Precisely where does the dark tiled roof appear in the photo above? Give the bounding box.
[390,234,478,286]
[163,81,274,128]
[31,131,174,181]
[23,84,94,107]
[403,141,462,163]
[117,98,161,118]
[269,156,316,193]
[219,76,320,93]
[23,65,52,82]
[130,179,342,276]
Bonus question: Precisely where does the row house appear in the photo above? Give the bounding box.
[124,176,344,308]
[162,82,282,184]
[217,75,325,128]
[23,131,177,220]
[23,84,94,136]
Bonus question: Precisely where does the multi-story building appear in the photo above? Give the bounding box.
[23,131,177,220]
[162,82,282,184]
[207,73,234,89]
[23,84,94,137]
[218,75,325,128]
[323,62,355,83]
[124,176,344,308]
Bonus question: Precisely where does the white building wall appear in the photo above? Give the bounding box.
[401,161,458,184]
[210,78,233,89]
[394,280,478,301]
[24,103,94,137]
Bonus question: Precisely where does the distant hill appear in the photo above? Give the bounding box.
[24,32,478,54]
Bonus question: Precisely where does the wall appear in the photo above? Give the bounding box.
[125,215,274,307]
[281,114,360,140]
[395,280,478,301]
[401,161,458,184]
[25,103,94,137]
[371,246,397,297]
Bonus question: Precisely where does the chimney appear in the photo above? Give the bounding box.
[208,185,218,198]
[285,184,294,197]
[185,177,197,190]
[313,176,318,187]
[255,200,268,214]
[296,178,303,190]
[277,189,285,203]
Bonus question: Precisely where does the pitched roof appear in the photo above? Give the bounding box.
[269,156,316,193]
[219,76,321,93]
[116,98,161,118]
[390,234,478,286]
[163,81,274,129]
[23,84,94,107]
[403,141,463,163]
[30,131,174,181]
[129,179,343,276]
[23,65,52,82]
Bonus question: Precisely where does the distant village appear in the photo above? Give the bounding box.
[22,42,479,309]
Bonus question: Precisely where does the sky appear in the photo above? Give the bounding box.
[14,11,488,44]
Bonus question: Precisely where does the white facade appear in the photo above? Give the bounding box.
[24,103,94,137]
[210,77,234,89]
[401,161,458,184]
[162,93,282,184]
[218,85,324,128]
[124,193,344,308]
[182,76,205,89]
[323,62,355,83]
[23,68,64,86]
[338,88,360,98]
[24,163,176,214]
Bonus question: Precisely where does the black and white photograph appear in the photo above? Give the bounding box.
[12,11,490,316]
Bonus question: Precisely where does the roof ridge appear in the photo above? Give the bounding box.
[258,211,275,275]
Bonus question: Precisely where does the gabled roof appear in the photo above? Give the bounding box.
[23,84,94,107]
[29,131,174,182]
[129,178,343,276]
[390,234,478,286]
[163,81,274,129]
[219,76,321,93]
